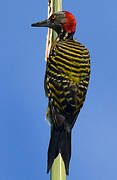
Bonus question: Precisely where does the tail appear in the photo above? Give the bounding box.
[47,126,71,175]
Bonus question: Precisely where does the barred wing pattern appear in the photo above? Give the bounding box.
[45,40,90,128]
[45,39,90,174]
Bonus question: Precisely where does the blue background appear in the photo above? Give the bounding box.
[1,0,117,179]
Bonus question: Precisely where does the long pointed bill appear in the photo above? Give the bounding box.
[31,19,50,27]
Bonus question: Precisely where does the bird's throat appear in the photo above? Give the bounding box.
[57,30,73,41]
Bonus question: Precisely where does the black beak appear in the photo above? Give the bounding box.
[31,18,60,34]
[31,19,50,28]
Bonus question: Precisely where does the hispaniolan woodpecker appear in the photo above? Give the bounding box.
[31,11,90,175]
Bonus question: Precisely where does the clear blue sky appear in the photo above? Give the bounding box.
[1,0,117,179]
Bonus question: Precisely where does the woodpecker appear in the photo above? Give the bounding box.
[31,11,90,175]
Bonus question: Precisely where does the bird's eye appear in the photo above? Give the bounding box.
[51,15,56,20]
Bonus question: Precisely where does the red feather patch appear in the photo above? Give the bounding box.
[62,11,76,33]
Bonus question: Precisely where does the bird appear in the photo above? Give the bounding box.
[31,11,90,175]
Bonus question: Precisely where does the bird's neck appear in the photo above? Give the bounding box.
[57,30,74,41]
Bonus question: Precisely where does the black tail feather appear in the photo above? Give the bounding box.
[47,126,71,175]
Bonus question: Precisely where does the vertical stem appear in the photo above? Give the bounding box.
[50,154,66,180]
[50,0,66,179]
[45,0,66,179]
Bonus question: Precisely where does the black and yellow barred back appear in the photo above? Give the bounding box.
[45,40,90,124]
[45,39,90,174]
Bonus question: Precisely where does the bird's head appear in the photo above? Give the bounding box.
[31,11,76,40]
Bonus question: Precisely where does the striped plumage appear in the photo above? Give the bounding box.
[32,11,90,175]
[45,39,90,174]
[45,39,90,119]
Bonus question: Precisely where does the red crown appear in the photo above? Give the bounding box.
[62,11,76,33]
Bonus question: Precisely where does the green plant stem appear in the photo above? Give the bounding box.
[49,0,66,179]
[50,153,66,180]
